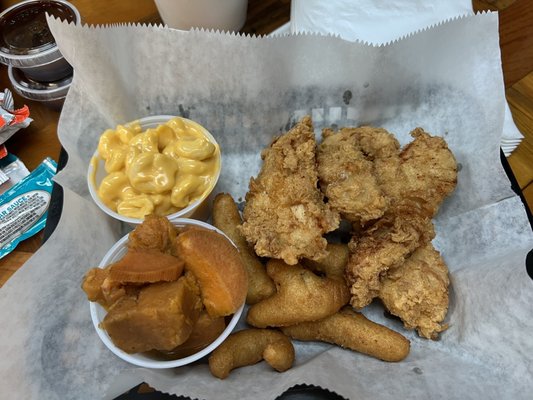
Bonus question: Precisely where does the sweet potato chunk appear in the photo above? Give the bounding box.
[101,273,202,353]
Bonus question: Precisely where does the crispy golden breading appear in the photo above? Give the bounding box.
[209,328,294,379]
[379,243,450,339]
[128,215,178,255]
[240,116,340,265]
[346,208,435,310]
[282,307,410,362]
[353,126,401,160]
[346,127,456,310]
[247,259,350,328]
[301,242,349,281]
[219,119,457,372]
[317,127,389,224]
[373,128,457,218]
[213,193,276,304]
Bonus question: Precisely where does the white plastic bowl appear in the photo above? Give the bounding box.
[87,115,221,225]
[89,218,244,369]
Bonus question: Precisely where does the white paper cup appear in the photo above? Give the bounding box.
[154,0,248,32]
[87,115,221,225]
[89,218,244,369]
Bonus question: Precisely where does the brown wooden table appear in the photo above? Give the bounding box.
[0,0,531,288]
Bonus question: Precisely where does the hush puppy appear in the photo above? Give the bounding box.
[209,328,294,379]
[247,259,350,328]
[282,307,410,362]
[213,193,275,304]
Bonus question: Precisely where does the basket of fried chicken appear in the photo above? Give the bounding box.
[82,115,457,378]
[209,115,456,378]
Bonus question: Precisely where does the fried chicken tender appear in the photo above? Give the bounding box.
[317,127,390,224]
[240,116,340,265]
[346,128,456,310]
[209,329,294,379]
[373,128,457,218]
[247,259,350,328]
[354,126,400,160]
[379,243,450,339]
[213,193,276,304]
[346,207,435,310]
[282,307,410,362]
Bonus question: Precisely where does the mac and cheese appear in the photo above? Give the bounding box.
[93,117,220,219]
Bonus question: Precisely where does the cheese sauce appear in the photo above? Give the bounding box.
[93,117,220,219]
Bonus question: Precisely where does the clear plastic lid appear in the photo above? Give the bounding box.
[0,1,80,67]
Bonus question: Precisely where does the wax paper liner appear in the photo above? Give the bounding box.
[0,12,531,400]
[289,0,524,155]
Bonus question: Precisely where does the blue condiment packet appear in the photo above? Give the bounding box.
[0,157,57,259]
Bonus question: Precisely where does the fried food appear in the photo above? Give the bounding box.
[157,311,226,359]
[379,243,450,339]
[240,116,340,265]
[176,228,248,317]
[213,193,275,304]
[301,242,349,281]
[208,328,294,379]
[345,127,456,310]
[282,307,410,362]
[317,127,391,224]
[346,208,435,310]
[247,259,350,328]
[353,125,401,160]
[108,248,184,283]
[372,128,457,218]
[128,214,178,255]
[101,272,203,353]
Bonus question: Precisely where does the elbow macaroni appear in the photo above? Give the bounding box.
[94,117,220,219]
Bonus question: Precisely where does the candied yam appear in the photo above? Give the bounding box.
[81,267,109,302]
[108,249,184,283]
[176,229,247,318]
[101,274,202,353]
[101,277,127,309]
[128,215,178,254]
[158,311,226,359]
[82,267,127,310]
